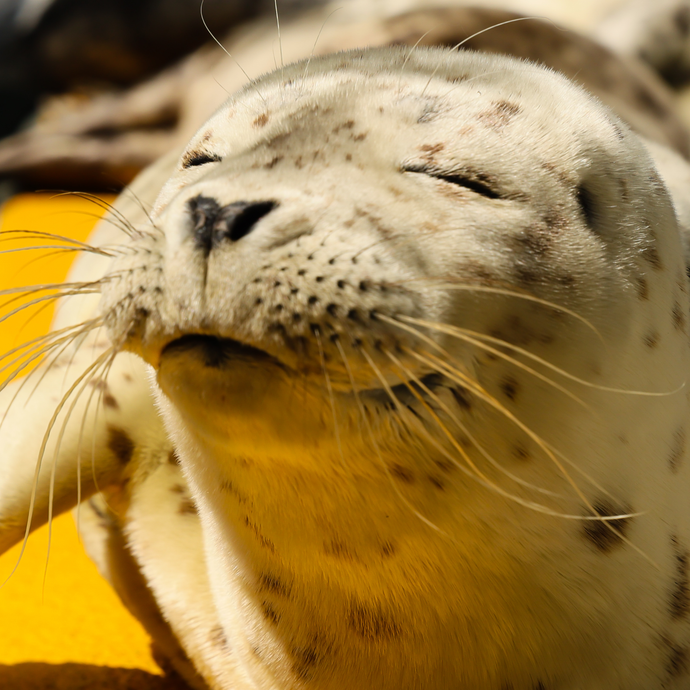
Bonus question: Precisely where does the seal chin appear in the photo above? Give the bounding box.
[156,333,292,423]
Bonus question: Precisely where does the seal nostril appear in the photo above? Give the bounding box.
[221,200,278,243]
[188,195,278,254]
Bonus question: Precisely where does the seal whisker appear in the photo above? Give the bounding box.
[420,16,549,97]
[0,280,108,298]
[384,314,588,409]
[397,348,649,525]
[0,231,115,257]
[399,279,606,344]
[199,0,266,105]
[47,192,138,237]
[0,320,107,439]
[381,347,578,514]
[314,330,347,471]
[355,348,447,536]
[409,346,659,563]
[382,346,563,499]
[0,290,101,328]
[85,348,121,521]
[400,315,683,398]
[1,346,117,587]
[398,31,433,96]
[334,337,366,438]
[0,320,100,367]
[109,187,162,235]
[301,7,343,86]
[0,321,100,383]
[44,347,118,585]
[364,346,581,519]
[273,0,284,75]
[408,348,593,504]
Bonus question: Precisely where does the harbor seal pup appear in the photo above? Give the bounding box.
[2,42,690,690]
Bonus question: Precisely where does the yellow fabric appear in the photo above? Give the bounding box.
[0,195,165,683]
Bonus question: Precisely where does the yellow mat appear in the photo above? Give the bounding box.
[0,195,185,688]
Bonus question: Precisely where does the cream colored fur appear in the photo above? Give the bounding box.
[2,8,690,690]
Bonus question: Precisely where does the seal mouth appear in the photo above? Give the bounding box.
[161,334,282,369]
[161,336,444,403]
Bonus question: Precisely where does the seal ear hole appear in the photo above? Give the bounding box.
[576,184,598,229]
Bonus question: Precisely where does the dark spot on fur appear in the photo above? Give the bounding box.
[644,331,660,349]
[671,536,690,619]
[582,499,632,553]
[513,444,530,461]
[642,245,663,270]
[103,393,119,409]
[673,302,687,332]
[107,426,135,464]
[418,142,445,158]
[381,542,396,557]
[168,449,180,465]
[243,516,276,553]
[261,601,280,625]
[170,483,185,494]
[636,276,649,300]
[259,573,290,597]
[253,113,269,128]
[389,463,414,483]
[515,228,551,256]
[178,498,197,516]
[500,376,519,402]
[209,625,228,648]
[515,265,539,286]
[663,636,689,678]
[428,475,445,490]
[324,540,359,561]
[290,645,320,680]
[265,155,283,169]
[348,603,400,640]
[478,100,521,130]
[670,428,686,473]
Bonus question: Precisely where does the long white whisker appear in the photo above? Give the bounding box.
[1,348,116,588]
[383,314,588,409]
[200,0,266,104]
[382,346,561,499]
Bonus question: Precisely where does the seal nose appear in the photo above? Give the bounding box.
[188,195,277,254]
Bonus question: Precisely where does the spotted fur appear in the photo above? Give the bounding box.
[1,9,690,690]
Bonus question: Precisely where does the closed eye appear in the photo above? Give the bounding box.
[402,164,501,199]
[182,150,223,169]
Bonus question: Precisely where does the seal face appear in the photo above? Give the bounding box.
[3,44,690,690]
[93,47,690,689]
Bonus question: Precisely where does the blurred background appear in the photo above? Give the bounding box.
[0,0,320,139]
